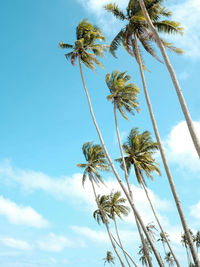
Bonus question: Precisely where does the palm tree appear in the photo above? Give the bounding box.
[158,232,171,267]
[181,230,195,266]
[94,195,125,267]
[138,0,200,159]
[60,20,164,266]
[165,252,175,267]
[116,127,179,265]
[107,190,132,266]
[194,231,200,253]
[77,142,125,266]
[103,251,115,266]
[138,238,153,266]
[105,1,197,264]
[106,70,139,197]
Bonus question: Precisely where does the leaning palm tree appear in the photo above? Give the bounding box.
[116,127,179,265]
[138,0,200,159]
[105,71,153,266]
[60,20,163,265]
[103,251,115,266]
[106,70,139,196]
[105,2,199,265]
[94,195,125,267]
[107,190,132,267]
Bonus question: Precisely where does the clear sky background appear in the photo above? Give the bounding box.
[0,0,200,266]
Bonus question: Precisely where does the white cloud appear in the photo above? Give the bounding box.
[168,0,200,59]
[0,161,173,228]
[164,121,200,172]
[0,237,31,250]
[190,201,200,220]
[72,225,109,243]
[0,195,49,228]
[37,233,84,252]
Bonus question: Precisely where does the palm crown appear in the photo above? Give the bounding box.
[103,251,115,266]
[108,191,130,220]
[116,127,160,184]
[59,19,109,70]
[77,142,110,186]
[105,0,183,61]
[106,71,140,120]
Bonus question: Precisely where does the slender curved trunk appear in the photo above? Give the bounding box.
[90,176,125,267]
[111,233,138,267]
[139,176,180,267]
[78,56,164,266]
[113,102,153,266]
[138,0,200,160]
[113,216,131,267]
[133,33,200,266]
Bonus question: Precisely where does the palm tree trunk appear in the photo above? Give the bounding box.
[90,176,125,267]
[135,217,153,267]
[113,103,152,265]
[113,216,132,267]
[133,33,200,267]
[111,233,138,267]
[138,0,200,160]
[78,56,164,267]
[139,177,180,267]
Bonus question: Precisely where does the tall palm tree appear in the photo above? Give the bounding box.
[60,20,164,266]
[105,1,197,265]
[116,127,179,265]
[138,0,200,159]
[94,195,125,267]
[107,190,131,266]
[106,70,139,196]
[103,251,115,266]
[105,70,153,266]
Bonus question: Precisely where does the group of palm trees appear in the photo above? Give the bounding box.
[59,0,200,266]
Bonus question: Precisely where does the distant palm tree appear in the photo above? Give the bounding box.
[103,251,115,266]
[94,195,125,267]
[138,238,153,266]
[181,230,195,266]
[116,127,179,265]
[138,0,200,160]
[165,252,175,267]
[195,231,200,253]
[107,191,131,266]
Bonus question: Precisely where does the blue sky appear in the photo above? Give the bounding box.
[0,0,200,266]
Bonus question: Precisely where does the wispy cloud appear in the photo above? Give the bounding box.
[0,161,173,218]
[37,233,85,252]
[0,195,49,228]
[164,121,200,172]
[0,237,32,250]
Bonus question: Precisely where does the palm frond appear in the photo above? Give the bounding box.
[104,3,126,20]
